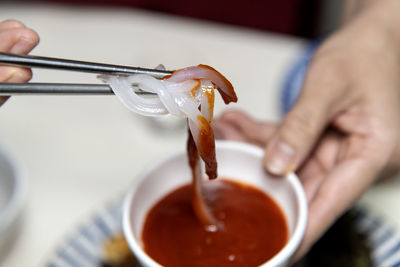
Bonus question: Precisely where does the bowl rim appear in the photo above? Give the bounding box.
[122,140,307,267]
[0,143,27,235]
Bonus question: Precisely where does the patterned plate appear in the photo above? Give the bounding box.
[45,198,128,267]
[356,209,400,267]
[44,196,400,267]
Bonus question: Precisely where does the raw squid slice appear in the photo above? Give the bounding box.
[99,75,168,116]
[99,64,236,230]
[166,64,237,104]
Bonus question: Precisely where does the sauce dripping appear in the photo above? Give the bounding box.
[187,128,220,230]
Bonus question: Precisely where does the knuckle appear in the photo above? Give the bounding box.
[283,109,322,142]
[1,19,25,30]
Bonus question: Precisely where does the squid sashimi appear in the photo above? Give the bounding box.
[100,65,237,230]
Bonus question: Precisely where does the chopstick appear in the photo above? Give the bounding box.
[0,52,173,78]
[0,52,171,95]
[0,83,156,95]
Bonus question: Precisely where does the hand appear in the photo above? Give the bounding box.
[0,19,39,105]
[214,0,400,260]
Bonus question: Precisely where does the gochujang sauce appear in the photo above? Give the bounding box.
[142,180,288,267]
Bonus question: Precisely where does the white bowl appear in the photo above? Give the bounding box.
[123,140,307,267]
[0,144,26,259]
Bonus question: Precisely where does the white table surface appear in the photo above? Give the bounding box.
[0,3,399,267]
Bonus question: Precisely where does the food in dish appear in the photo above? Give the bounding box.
[100,64,237,228]
[101,65,293,266]
[142,179,288,267]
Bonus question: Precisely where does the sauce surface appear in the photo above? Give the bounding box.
[142,180,288,267]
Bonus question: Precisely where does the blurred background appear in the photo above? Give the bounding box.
[3,1,399,267]
[4,0,344,38]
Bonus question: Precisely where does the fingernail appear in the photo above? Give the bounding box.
[265,141,296,175]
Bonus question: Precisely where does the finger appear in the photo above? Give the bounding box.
[219,110,276,144]
[263,49,354,176]
[0,26,39,84]
[298,131,342,203]
[0,27,40,54]
[297,160,325,204]
[263,65,348,176]
[0,66,32,83]
[264,102,330,175]
[213,119,251,143]
[293,158,377,259]
[0,19,25,31]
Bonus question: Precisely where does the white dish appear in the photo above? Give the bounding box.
[123,140,308,267]
[0,143,26,259]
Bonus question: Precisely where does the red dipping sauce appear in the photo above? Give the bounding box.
[142,179,288,267]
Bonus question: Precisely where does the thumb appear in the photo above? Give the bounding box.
[264,91,335,175]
